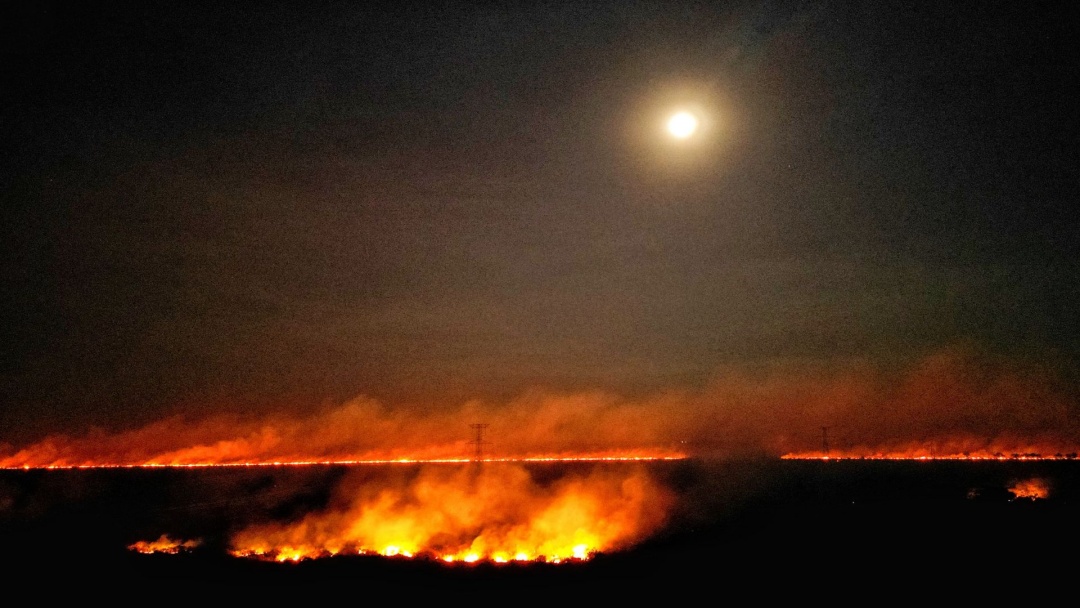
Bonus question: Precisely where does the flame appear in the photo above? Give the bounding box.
[1008,477,1050,500]
[128,534,202,554]
[782,444,1079,461]
[227,462,673,564]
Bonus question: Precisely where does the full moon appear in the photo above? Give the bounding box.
[667,111,699,139]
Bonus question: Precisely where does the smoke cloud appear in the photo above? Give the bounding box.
[2,346,1077,467]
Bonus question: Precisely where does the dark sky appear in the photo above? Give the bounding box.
[2,1,1078,447]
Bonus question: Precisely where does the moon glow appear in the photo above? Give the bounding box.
[667,111,699,139]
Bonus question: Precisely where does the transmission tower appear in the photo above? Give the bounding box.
[469,423,490,461]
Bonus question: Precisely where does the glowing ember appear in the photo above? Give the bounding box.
[128,534,202,554]
[1008,477,1050,500]
[227,462,673,565]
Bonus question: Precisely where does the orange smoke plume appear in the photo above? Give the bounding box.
[228,462,673,564]
[2,346,1078,468]
[0,392,688,468]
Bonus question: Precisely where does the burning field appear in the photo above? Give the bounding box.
[3,348,1079,470]
[2,349,1079,597]
[2,456,1078,600]
[225,461,673,564]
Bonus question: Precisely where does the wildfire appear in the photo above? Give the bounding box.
[1,447,685,470]
[227,462,673,565]
[782,447,1079,461]
[1008,477,1050,500]
[128,534,202,554]
[1,453,685,471]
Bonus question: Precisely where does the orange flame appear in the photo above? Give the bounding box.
[1008,477,1050,500]
[782,442,1079,461]
[228,462,673,564]
[128,534,202,554]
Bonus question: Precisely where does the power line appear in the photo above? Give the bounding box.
[469,423,490,461]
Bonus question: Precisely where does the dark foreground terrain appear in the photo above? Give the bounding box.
[2,459,1075,601]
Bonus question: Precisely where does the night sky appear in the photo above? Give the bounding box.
[2,1,1078,452]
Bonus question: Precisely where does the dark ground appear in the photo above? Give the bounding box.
[2,459,1075,601]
